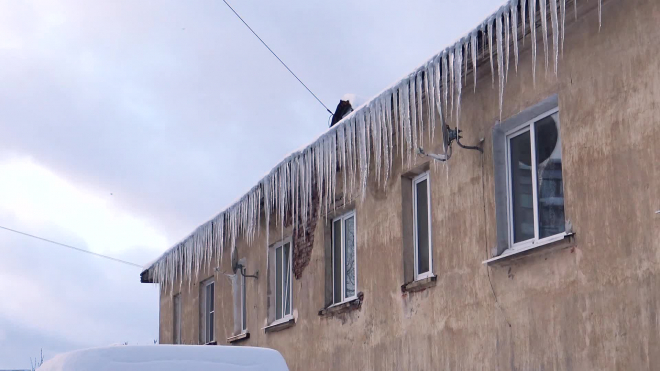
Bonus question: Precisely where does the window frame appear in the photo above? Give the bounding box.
[201,279,215,344]
[412,171,433,280]
[331,210,357,305]
[272,238,293,324]
[504,107,565,254]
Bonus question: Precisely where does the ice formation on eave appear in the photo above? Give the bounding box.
[146,0,601,291]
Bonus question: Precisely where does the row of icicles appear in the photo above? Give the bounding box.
[149,0,601,291]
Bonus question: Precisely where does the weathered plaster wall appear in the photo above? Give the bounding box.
[156,0,660,369]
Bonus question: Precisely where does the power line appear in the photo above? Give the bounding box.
[0,225,143,268]
[220,0,334,116]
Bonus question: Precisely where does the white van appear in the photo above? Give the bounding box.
[38,345,290,371]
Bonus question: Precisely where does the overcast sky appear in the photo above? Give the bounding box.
[0,0,504,368]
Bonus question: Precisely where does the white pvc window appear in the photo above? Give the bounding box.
[201,280,214,344]
[332,211,357,304]
[506,108,565,252]
[412,172,432,280]
[173,294,181,344]
[274,240,292,321]
[240,273,247,333]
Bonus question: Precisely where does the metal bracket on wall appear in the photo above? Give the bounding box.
[236,263,259,279]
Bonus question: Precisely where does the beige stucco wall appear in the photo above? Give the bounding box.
[154,0,660,369]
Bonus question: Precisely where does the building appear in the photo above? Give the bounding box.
[140,0,660,369]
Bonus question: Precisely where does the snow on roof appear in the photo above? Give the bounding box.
[38,345,289,371]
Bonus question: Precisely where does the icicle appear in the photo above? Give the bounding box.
[550,0,559,75]
[522,0,527,46]
[402,80,412,165]
[449,50,455,121]
[496,12,505,120]
[530,0,537,85]
[392,88,400,167]
[416,72,424,150]
[539,0,549,74]
[409,76,418,164]
[426,63,435,144]
[372,102,382,186]
[598,0,601,30]
[357,113,368,200]
[442,53,449,116]
[561,0,566,54]
[488,19,495,88]
[381,97,391,184]
[454,43,463,125]
[398,84,405,167]
[512,0,519,72]
[433,56,443,140]
[385,94,393,179]
[463,42,468,87]
[574,0,577,21]
[471,32,478,92]
[505,9,511,82]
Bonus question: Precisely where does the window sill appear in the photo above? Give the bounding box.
[483,232,575,264]
[264,316,295,333]
[318,292,364,317]
[401,275,437,293]
[227,332,250,344]
[203,340,217,345]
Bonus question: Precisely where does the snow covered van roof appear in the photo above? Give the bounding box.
[142,0,601,288]
[38,345,289,371]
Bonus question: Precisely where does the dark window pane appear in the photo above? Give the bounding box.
[333,219,342,303]
[208,312,214,341]
[510,131,535,243]
[275,246,283,319]
[535,113,565,238]
[208,283,214,312]
[284,243,291,316]
[416,179,430,275]
[344,216,356,298]
[241,275,246,331]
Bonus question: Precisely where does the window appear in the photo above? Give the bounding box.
[505,108,565,251]
[200,279,214,344]
[273,240,292,321]
[412,172,432,279]
[240,272,247,333]
[173,294,181,344]
[332,211,357,304]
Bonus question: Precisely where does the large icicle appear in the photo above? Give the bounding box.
[471,32,478,92]
[539,0,549,74]
[521,0,527,46]
[427,61,436,143]
[449,50,455,122]
[442,52,449,115]
[505,9,511,82]
[511,1,519,73]
[409,76,419,163]
[561,0,566,54]
[530,0,537,85]
[416,72,424,150]
[550,0,559,75]
[454,43,463,125]
[488,19,495,87]
[496,12,505,120]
